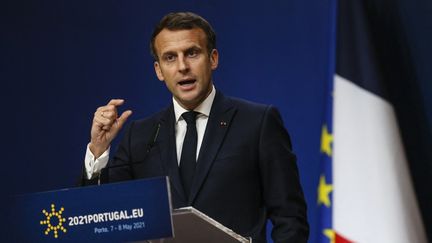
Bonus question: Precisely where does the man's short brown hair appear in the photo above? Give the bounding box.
[150,12,216,61]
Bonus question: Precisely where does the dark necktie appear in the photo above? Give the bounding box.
[179,111,199,198]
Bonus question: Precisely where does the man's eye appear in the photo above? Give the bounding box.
[165,55,175,62]
[187,50,198,57]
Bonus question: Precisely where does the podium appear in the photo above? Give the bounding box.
[148,207,250,243]
[10,177,250,242]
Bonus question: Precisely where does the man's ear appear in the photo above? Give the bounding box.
[154,61,165,81]
[210,49,219,70]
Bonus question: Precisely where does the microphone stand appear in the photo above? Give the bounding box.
[97,123,161,185]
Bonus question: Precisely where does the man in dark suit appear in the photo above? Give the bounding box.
[84,12,308,242]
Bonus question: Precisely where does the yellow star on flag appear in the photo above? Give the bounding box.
[318,175,333,207]
[321,124,333,156]
[323,228,335,243]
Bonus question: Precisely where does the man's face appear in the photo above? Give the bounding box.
[153,28,218,110]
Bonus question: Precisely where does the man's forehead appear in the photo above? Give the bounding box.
[154,28,206,53]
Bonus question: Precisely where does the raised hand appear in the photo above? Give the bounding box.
[89,99,132,158]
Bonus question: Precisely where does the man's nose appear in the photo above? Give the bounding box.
[177,56,189,73]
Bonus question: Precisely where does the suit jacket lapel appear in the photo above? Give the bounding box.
[158,106,187,203]
[188,91,236,204]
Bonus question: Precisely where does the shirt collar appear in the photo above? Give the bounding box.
[173,85,216,123]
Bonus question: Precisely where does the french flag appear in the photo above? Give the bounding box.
[318,0,428,242]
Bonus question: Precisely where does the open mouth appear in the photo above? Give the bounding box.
[178,79,196,86]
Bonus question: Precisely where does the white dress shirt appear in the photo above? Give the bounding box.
[84,86,216,179]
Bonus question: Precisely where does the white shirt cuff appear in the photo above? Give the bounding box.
[84,144,110,180]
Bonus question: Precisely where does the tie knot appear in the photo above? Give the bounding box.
[182,111,199,125]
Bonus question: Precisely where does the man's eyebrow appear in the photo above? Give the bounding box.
[161,51,177,57]
[160,45,202,58]
[185,46,202,52]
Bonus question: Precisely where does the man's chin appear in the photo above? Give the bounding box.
[175,96,200,109]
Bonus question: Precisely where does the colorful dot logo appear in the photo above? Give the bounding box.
[40,204,67,238]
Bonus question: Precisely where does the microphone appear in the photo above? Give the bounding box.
[97,122,161,184]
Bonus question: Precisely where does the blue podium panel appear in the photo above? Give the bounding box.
[10,177,173,243]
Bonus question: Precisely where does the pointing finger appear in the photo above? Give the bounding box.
[107,99,125,107]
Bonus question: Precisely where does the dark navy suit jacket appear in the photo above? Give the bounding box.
[85,91,309,242]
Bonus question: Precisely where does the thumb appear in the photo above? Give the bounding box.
[116,110,133,128]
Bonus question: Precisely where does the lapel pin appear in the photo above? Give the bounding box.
[220,121,227,127]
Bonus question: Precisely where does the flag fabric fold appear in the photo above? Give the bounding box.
[317,0,427,242]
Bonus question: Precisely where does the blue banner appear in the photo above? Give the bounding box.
[10,177,173,242]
